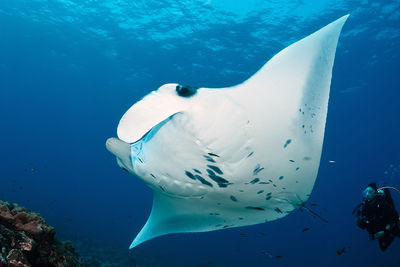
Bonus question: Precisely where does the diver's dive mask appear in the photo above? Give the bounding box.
[363,186,376,202]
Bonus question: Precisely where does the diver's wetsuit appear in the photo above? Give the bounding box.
[356,183,400,251]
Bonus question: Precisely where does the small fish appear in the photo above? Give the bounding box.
[274,207,283,213]
[275,255,282,258]
[253,166,264,175]
[283,139,292,148]
[261,251,273,258]
[336,247,346,255]
[203,155,216,163]
[301,227,310,232]
[246,206,265,211]
[230,195,238,202]
[250,178,260,184]
[328,160,336,163]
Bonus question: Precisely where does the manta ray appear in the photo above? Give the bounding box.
[106,15,349,249]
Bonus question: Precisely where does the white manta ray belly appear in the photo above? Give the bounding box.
[106,15,349,249]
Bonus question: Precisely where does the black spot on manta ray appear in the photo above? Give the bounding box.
[207,165,223,175]
[265,195,272,200]
[283,139,292,148]
[159,186,165,192]
[230,195,238,202]
[150,173,156,179]
[247,152,254,158]
[289,160,295,162]
[208,152,220,157]
[257,190,264,194]
[279,176,284,180]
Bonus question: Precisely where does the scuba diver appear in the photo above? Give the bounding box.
[353,183,400,251]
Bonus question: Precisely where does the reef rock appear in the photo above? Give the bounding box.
[0,200,80,267]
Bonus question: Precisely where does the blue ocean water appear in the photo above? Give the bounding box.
[1,0,399,266]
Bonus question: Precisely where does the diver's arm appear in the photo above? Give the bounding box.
[356,209,366,229]
[357,217,366,229]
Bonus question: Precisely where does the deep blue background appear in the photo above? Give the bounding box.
[1,0,399,266]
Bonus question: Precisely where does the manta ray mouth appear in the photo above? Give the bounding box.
[128,113,180,170]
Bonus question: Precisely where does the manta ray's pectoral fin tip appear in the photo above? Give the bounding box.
[333,14,350,29]
[129,239,140,249]
[128,192,173,249]
[128,220,156,249]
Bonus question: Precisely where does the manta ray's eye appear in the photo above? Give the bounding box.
[176,84,198,97]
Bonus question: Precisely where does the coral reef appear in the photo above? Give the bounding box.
[0,200,80,267]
